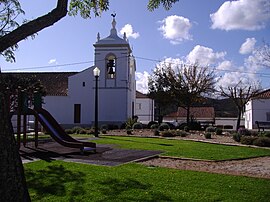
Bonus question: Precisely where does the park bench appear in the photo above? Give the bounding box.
[255,121,270,132]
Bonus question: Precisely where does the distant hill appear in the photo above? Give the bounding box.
[200,98,238,117]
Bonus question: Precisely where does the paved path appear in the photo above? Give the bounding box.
[20,140,162,166]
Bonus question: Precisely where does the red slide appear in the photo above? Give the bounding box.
[29,108,96,153]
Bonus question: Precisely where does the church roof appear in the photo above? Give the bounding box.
[94,15,130,48]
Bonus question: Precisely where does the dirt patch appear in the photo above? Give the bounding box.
[140,156,270,179]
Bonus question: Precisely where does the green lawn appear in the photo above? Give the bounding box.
[93,136,270,160]
[24,136,270,201]
[25,160,270,202]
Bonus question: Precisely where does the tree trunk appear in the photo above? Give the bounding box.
[0,94,31,202]
[236,108,242,131]
[0,0,68,52]
[186,106,190,126]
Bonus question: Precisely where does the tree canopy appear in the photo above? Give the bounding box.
[149,62,216,125]
[219,80,261,130]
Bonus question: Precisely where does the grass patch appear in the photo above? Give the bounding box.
[94,136,270,160]
[24,160,270,202]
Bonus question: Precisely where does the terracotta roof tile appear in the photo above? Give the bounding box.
[136,91,149,98]
[177,107,215,118]
[2,72,77,96]
[254,89,270,99]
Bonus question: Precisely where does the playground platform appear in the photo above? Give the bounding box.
[19,139,162,166]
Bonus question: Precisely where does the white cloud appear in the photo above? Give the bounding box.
[217,72,258,89]
[48,59,57,64]
[120,24,139,39]
[157,57,183,72]
[216,60,233,71]
[136,71,150,94]
[210,0,270,31]
[186,45,226,66]
[159,15,192,44]
[239,38,257,54]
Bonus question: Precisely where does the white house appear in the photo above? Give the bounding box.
[135,91,155,124]
[245,89,270,129]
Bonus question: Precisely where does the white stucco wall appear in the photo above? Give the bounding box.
[135,98,154,124]
[245,99,270,129]
[215,117,244,130]
[245,100,253,129]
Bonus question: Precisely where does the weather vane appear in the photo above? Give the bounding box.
[111,12,116,18]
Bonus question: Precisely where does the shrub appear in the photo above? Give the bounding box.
[126,117,137,129]
[160,130,175,137]
[65,129,73,134]
[101,124,108,130]
[238,128,251,136]
[158,123,170,131]
[215,128,223,135]
[87,128,95,134]
[233,133,241,142]
[71,126,83,134]
[206,126,216,132]
[259,131,270,138]
[150,124,159,129]
[166,122,176,130]
[174,130,188,137]
[184,126,189,132]
[132,122,143,130]
[240,136,258,145]
[78,128,88,134]
[253,137,270,147]
[204,132,211,139]
[147,121,158,129]
[264,132,270,138]
[179,123,189,130]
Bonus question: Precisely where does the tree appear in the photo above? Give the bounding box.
[219,80,261,130]
[255,41,270,68]
[0,74,45,202]
[149,63,216,125]
[148,67,175,123]
[0,1,179,201]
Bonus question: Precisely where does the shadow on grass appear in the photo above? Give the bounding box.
[96,177,173,201]
[101,136,174,147]
[25,164,86,201]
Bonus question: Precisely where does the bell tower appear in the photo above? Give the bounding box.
[93,14,136,125]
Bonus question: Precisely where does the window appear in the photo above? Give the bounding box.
[267,112,270,121]
[106,55,116,79]
[136,103,142,110]
[82,82,85,87]
[74,104,81,123]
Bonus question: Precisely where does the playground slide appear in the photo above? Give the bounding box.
[29,108,96,152]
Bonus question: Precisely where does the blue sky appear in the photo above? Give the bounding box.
[1,0,270,93]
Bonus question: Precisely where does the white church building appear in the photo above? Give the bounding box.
[8,16,154,128]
